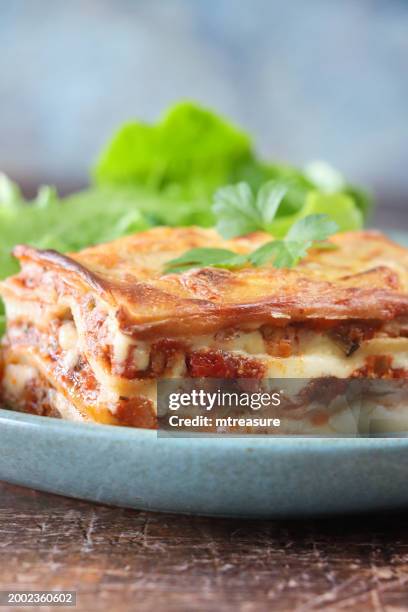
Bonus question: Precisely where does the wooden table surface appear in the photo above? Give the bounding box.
[1,482,408,611]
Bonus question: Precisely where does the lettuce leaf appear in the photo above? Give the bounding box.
[94,102,372,227]
[0,176,151,283]
[269,192,363,238]
[94,101,253,198]
[64,185,214,229]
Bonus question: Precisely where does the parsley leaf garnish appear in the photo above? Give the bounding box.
[163,182,339,275]
[285,213,338,243]
[246,214,338,269]
[212,180,290,238]
[163,248,247,274]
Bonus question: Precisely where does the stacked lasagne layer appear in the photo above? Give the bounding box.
[1,227,407,433]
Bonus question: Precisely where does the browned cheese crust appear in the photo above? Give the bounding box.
[3,227,408,339]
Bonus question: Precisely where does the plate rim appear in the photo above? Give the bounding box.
[2,407,408,452]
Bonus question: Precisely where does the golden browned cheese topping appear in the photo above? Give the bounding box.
[3,227,408,338]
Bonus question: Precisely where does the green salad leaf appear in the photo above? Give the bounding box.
[0,172,23,208]
[93,101,372,228]
[0,176,151,283]
[94,101,253,198]
[268,191,363,238]
[64,185,214,229]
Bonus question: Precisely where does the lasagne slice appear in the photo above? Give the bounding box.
[1,227,408,434]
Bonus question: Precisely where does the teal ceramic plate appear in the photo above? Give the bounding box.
[0,231,407,518]
[1,408,408,518]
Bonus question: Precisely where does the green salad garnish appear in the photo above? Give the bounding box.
[164,181,339,273]
[0,101,373,335]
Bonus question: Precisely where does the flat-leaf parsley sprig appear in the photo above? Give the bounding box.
[212,180,291,238]
[164,181,338,274]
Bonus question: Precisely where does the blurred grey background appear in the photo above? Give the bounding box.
[0,0,407,221]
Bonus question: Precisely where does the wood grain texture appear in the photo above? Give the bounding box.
[1,483,408,611]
